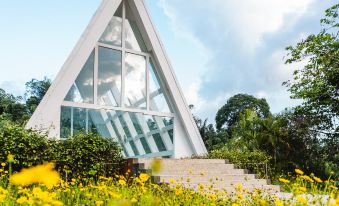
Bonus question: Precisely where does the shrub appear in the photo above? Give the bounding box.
[50,133,123,180]
[0,120,124,180]
[0,120,51,171]
[208,146,272,178]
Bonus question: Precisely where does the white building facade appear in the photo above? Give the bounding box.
[27,0,207,158]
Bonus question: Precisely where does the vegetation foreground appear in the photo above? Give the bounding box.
[0,157,338,206]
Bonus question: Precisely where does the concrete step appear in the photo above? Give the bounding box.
[176,183,281,194]
[130,158,281,194]
[141,163,236,171]
[153,174,258,182]
[160,178,271,187]
[150,168,248,176]
[133,158,229,165]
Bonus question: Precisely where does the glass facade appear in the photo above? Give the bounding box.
[61,1,174,158]
[60,106,174,157]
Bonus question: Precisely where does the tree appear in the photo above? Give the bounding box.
[284,4,339,135]
[215,94,271,131]
[189,105,227,151]
[194,117,227,151]
[25,77,51,114]
[0,89,29,124]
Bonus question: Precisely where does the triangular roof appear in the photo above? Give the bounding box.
[27,0,207,158]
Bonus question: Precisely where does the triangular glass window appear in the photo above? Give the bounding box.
[64,50,94,103]
[149,59,172,113]
[99,3,122,47]
[125,2,147,52]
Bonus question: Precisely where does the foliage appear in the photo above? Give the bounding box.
[215,94,271,131]
[0,120,51,172]
[0,120,123,180]
[50,133,123,180]
[208,144,272,178]
[190,105,228,151]
[284,4,339,136]
[0,89,29,125]
[220,108,337,178]
[194,116,228,151]
[274,110,337,178]
[25,77,51,115]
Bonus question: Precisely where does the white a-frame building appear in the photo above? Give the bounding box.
[27,0,207,158]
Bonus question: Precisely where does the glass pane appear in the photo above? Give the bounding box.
[149,60,172,113]
[140,137,151,154]
[145,115,166,152]
[64,50,94,103]
[60,106,71,139]
[125,20,147,52]
[73,107,87,135]
[125,53,146,109]
[163,116,174,143]
[125,3,147,52]
[99,4,122,47]
[129,141,139,156]
[98,47,122,106]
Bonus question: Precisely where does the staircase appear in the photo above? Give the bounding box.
[130,158,281,194]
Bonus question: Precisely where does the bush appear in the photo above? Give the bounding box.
[0,120,51,171]
[0,120,124,180]
[50,133,124,180]
[208,146,272,178]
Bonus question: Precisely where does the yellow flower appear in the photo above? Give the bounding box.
[52,200,63,206]
[232,203,240,206]
[118,179,126,186]
[329,186,338,190]
[275,198,284,206]
[188,168,193,175]
[169,178,177,184]
[298,187,307,192]
[96,200,104,206]
[278,178,290,184]
[16,196,28,204]
[301,175,314,183]
[198,183,204,191]
[10,163,61,188]
[297,195,307,204]
[295,169,304,175]
[1,163,5,167]
[7,154,14,162]
[139,173,149,183]
[175,187,183,195]
[207,193,217,200]
[259,199,267,206]
[313,176,322,183]
[131,198,138,203]
[235,183,243,192]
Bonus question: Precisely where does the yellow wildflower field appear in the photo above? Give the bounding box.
[0,162,338,205]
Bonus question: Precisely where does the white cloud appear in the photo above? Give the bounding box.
[155,0,331,121]
[159,0,314,52]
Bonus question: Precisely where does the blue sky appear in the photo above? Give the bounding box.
[0,0,335,122]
